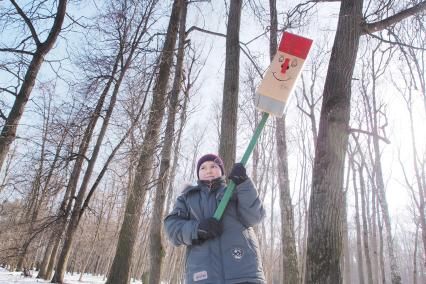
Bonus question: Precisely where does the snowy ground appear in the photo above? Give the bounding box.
[0,268,143,284]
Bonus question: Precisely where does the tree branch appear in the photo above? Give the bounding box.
[0,109,7,121]
[0,87,17,97]
[0,48,35,56]
[9,0,41,46]
[362,1,426,34]
[349,128,391,144]
[366,32,426,51]
[186,25,226,38]
[42,0,67,50]
[186,26,264,77]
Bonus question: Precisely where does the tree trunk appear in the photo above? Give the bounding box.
[50,9,154,276]
[413,226,418,284]
[268,0,299,282]
[371,92,401,284]
[105,1,182,283]
[148,2,187,283]
[37,153,74,280]
[342,164,351,284]
[351,160,365,284]
[37,231,55,279]
[0,0,67,171]
[164,91,189,215]
[218,0,242,172]
[305,0,363,283]
[370,173,379,284]
[51,55,118,283]
[377,204,386,284]
[358,163,373,284]
[46,230,62,280]
[17,92,54,271]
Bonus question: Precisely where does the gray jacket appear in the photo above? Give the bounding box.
[164,177,266,284]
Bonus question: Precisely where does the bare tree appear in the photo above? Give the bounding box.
[306,1,426,283]
[219,0,243,172]
[267,0,299,282]
[0,0,68,171]
[391,10,426,268]
[148,1,188,282]
[105,1,183,283]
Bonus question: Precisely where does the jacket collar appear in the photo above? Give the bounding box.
[181,176,226,195]
[197,176,226,192]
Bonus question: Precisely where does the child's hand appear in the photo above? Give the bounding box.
[228,163,248,185]
[197,218,223,240]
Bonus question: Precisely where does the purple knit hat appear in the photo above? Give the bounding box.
[196,154,225,179]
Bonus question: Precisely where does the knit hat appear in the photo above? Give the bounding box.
[196,154,225,179]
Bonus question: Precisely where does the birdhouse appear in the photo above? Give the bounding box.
[255,32,313,116]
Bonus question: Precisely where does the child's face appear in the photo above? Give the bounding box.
[198,161,222,181]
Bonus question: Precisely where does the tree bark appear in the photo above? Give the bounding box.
[218,0,242,172]
[305,0,363,283]
[148,1,187,283]
[105,1,182,283]
[0,0,67,171]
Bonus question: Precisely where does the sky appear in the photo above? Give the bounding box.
[1,0,424,235]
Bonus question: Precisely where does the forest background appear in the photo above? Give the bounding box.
[0,0,425,284]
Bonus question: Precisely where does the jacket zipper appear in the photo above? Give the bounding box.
[217,186,225,283]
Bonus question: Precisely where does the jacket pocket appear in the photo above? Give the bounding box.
[186,244,216,283]
[221,228,262,281]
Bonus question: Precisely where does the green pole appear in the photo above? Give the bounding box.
[213,112,270,220]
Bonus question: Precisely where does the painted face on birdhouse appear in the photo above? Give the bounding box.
[271,53,299,82]
[256,51,303,104]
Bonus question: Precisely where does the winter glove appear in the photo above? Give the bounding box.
[197,217,223,241]
[228,163,248,185]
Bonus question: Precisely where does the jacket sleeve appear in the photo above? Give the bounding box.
[235,178,265,227]
[164,194,199,246]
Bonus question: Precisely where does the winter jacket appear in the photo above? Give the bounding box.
[164,177,266,284]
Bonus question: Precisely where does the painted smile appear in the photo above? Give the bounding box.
[272,72,291,82]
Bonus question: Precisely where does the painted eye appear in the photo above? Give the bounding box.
[279,56,284,62]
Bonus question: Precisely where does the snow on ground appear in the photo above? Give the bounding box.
[0,268,143,284]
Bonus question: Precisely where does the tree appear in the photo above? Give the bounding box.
[51,1,158,282]
[105,1,183,283]
[219,0,243,172]
[267,0,299,283]
[306,1,426,283]
[148,1,188,282]
[0,0,67,171]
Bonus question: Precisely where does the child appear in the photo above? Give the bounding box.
[164,154,266,284]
